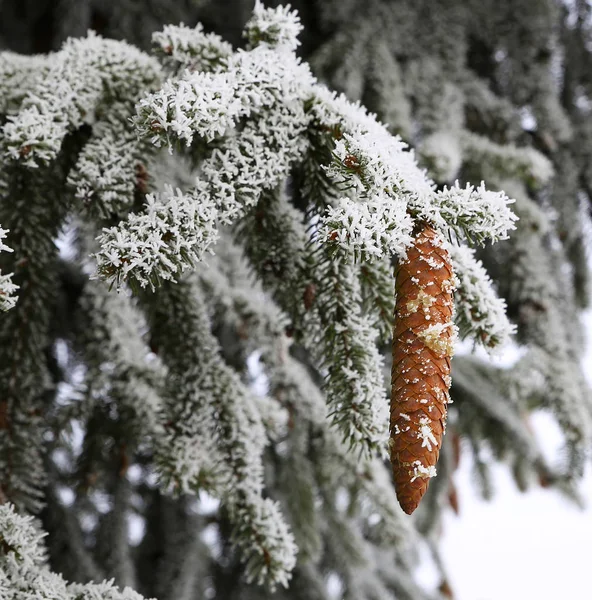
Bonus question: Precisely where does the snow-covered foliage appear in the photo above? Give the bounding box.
[0,0,591,599]
[321,196,412,263]
[0,53,50,115]
[0,228,18,311]
[310,90,516,259]
[2,33,161,167]
[461,131,553,188]
[77,281,165,441]
[449,243,516,348]
[146,279,297,588]
[311,259,390,454]
[245,0,303,51]
[430,182,518,245]
[67,120,148,216]
[152,23,232,73]
[95,184,220,290]
[0,502,146,600]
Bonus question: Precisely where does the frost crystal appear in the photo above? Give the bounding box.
[428,182,518,244]
[321,194,413,260]
[3,33,161,167]
[410,461,437,482]
[95,184,219,290]
[0,503,143,599]
[0,52,50,114]
[135,71,243,147]
[417,417,438,451]
[152,23,233,72]
[0,227,18,311]
[449,243,517,348]
[67,120,146,215]
[245,1,303,51]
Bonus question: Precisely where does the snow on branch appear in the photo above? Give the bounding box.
[78,281,165,441]
[0,52,49,115]
[3,33,161,167]
[67,119,148,216]
[134,71,243,148]
[321,194,413,261]
[203,247,411,545]
[95,184,220,290]
[147,280,296,589]
[428,182,518,245]
[0,503,46,566]
[310,87,435,208]
[245,0,303,51]
[308,88,518,256]
[101,47,312,288]
[0,228,18,311]
[91,3,517,296]
[449,243,516,348]
[0,503,147,600]
[304,253,389,455]
[152,23,233,73]
[135,43,313,150]
[239,189,389,455]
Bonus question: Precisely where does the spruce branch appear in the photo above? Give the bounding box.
[359,258,396,343]
[461,131,553,188]
[0,1,589,598]
[245,1,303,52]
[0,502,150,600]
[152,23,233,74]
[0,228,18,311]
[448,243,516,349]
[67,119,154,217]
[3,33,161,167]
[0,151,84,512]
[313,254,390,455]
[197,235,413,557]
[76,279,165,444]
[143,280,297,589]
[95,183,220,291]
[0,52,50,116]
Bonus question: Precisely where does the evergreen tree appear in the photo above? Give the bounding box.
[0,1,590,599]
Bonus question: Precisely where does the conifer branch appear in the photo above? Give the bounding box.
[152,23,233,74]
[67,120,153,217]
[3,34,161,167]
[143,279,297,589]
[76,280,165,443]
[0,228,18,311]
[449,243,516,348]
[0,502,146,600]
[0,53,50,116]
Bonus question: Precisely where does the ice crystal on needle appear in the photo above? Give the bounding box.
[449,243,517,348]
[0,227,18,311]
[152,23,233,72]
[245,0,303,51]
[321,194,413,261]
[2,33,161,167]
[429,181,519,245]
[95,184,220,290]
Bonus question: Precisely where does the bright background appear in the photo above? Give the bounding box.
[431,310,592,600]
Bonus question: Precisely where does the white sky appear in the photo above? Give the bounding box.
[431,310,592,600]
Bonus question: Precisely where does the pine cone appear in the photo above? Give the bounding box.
[390,223,455,514]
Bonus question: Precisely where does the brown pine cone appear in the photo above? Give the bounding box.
[390,223,455,514]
